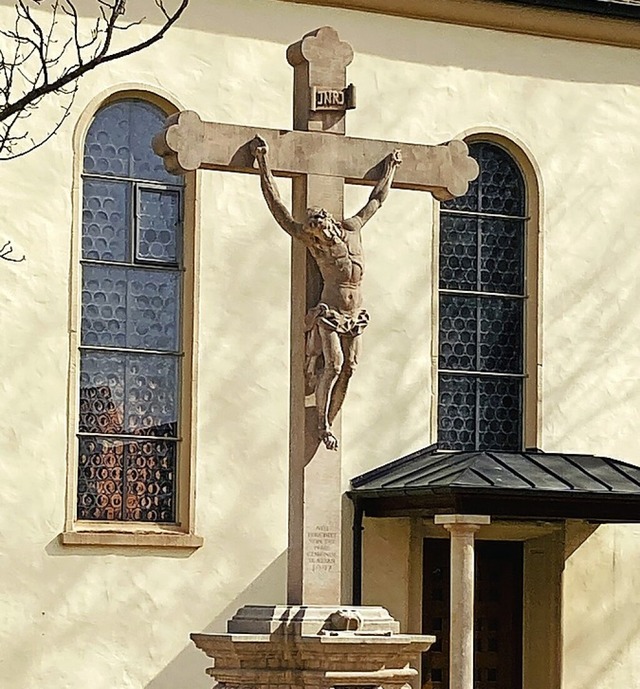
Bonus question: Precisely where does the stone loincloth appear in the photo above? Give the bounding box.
[305,303,369,338]
[304,303,369,394]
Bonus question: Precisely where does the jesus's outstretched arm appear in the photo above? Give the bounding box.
[251,135,303,239]
[345,149,403,230]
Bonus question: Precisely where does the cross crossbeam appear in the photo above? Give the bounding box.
[153,111,478,200]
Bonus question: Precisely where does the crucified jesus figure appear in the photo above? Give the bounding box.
[251,135,402,451]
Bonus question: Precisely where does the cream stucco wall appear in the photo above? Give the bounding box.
[2,0,640,687]
[361,517,412,629]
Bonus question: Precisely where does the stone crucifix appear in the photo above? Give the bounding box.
[154,26,478,604]
[250,134,403,451]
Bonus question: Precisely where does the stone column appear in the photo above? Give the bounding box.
[434,515,490,689]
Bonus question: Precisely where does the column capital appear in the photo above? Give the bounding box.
[434,514,491,534]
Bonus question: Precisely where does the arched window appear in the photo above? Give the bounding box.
[76,99,185,523]
[437,141,528,451]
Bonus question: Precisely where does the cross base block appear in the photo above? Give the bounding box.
[192,605,435,689]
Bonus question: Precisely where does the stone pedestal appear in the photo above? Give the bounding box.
[191,605,435,689]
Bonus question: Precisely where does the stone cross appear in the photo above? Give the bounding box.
[154,26,478,605]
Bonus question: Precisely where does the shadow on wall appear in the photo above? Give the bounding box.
[1,0,638,86]
[564,520,598,559]
[146,550,287,689]
[173,2,640,87]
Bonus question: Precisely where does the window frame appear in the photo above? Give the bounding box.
[63,89,201,548]
[432,133,540,454]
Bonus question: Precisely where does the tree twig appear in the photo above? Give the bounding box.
[0,0,190,158]
[0,240,26,262]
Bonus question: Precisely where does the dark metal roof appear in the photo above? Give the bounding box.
[504,0,640,21]
[349,447,640,522]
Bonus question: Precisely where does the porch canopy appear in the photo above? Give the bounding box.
[348,446,640,522]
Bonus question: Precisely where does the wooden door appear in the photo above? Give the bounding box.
[422,539,523,689]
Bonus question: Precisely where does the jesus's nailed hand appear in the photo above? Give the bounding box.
[250,135,269,158]
[390,149,403,166]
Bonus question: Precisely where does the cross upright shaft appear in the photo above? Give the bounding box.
[286,26,352,606]
[152,26,479,605]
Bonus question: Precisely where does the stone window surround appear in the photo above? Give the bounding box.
[61,86,202,550]
[437,141,527,452]
[426,134,544,684]
[430,130,541,453]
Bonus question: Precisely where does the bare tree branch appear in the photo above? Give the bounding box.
[0,1,190,264]
[0,0,190,159]
[16,0,49,89]
[0,240,26,262]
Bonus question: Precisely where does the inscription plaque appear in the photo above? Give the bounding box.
[311,84,356,111]
[306,524,339,573]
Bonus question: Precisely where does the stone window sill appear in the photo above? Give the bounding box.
[60,530,204,549]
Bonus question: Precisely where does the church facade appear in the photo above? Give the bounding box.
[2,1,640,688]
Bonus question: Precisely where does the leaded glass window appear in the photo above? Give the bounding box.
[77,99,184,522]
[438,142,526,451]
